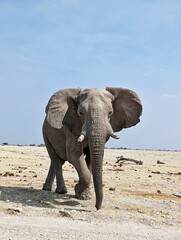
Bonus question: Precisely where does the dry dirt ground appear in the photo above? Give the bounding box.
[0,145,181,239]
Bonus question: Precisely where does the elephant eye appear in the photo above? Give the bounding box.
[78,110,84,116]
[109,110,113,116]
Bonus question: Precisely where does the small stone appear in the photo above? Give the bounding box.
[150,221,155,225]
[173,192,181,197]
[138,209,143,213]
[70,210,77,213]
[115,206,120,209]
[109,187,116,191]
[7,207,24,215]
[151,171,161,174]
[59,209,73,219]
[157,160,165,164]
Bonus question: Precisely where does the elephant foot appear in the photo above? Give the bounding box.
[55,187,68,194]
[42,184,52,191]
[75,183,92,200]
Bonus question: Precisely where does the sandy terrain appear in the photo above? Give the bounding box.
[0,145,181,239]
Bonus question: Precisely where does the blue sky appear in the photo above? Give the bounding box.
[0,0,181,150]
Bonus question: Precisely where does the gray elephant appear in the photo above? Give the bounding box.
[42,87,142,210]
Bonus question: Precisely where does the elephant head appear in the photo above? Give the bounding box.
[46,87,142,209]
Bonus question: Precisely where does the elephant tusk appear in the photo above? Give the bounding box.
[77,134,85,142]
[110,133,120,139]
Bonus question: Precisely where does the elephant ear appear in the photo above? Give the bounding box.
[106,87,142,132]
[46,88,82,135]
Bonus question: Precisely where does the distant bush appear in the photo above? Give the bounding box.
[2,142,8,145]
[38,144,45,147]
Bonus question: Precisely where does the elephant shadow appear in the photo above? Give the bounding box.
[0,186,84,210]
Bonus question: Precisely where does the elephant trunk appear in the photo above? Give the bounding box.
[88,130,106,210]
[89,138,105,210]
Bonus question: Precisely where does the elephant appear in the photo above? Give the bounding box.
[42,87,142,210]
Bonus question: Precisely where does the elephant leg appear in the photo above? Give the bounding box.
[43,140,67,194]
[67,144,92,200]
[65,131,92,199]
[54,158,67,194]
[42,161,55,191]
[74,157,92,200]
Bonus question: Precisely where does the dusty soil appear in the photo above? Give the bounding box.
[0,145,181,239]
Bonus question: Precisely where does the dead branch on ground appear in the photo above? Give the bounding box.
[116,155,143,165]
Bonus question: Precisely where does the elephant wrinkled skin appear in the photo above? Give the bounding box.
[42,87,142,210]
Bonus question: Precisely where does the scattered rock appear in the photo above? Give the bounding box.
[109,187,116,191]
[173,192,181,197]
[3,172,15,177]
[115,206,120,210]
[59,209,73,219]
[157,190,161,194]
[18,166,27,170]
[168,172,181,175]
[137,209,144,213]
[108,168,124,171]
[157,160,165,164]
[151,171,161,174]
[7,207,24,215]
